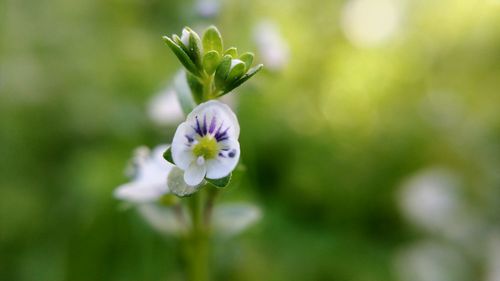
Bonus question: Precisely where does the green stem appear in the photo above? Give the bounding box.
[184,191,210,281]
[204,187,219,227]
[202,75,214,101]
[182,71,220,281]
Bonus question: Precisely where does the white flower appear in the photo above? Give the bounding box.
[230,59,244,71]
[180,28,191,47]
[253,20,289,71]
[485,232,500,281]
[137,204,185,236]
[394,240,472,281]
[147,87,184,126]
[195,0,220,18]
[114,144,174,203]
[171,100,240,186]
[341,0,403,48]
[398,167,463,233]
[213,203,261,237]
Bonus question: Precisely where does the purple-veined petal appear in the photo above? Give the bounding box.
[206,139,240,179]
[172,122,196,170]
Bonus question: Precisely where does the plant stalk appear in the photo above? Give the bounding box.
[184,190,210,281]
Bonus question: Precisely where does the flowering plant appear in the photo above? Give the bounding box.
[114,25,263,281]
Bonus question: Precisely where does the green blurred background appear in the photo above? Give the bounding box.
[1,0,500,280]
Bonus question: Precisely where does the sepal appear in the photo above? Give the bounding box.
[163,36,199,75]
[206,173,231,188]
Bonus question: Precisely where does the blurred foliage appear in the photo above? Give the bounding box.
[1,0,500,280]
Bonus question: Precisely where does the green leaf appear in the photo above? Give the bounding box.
[226,60,246,83]
[221,64,263,95]
[202,26,223,54]
[224,47,238,58]
[186,72,203,104]
[202,50,220,75]
[163,36,199,75]
[239,52,254,71]
[172,34,187,51]
[163,146,173,164]
[168,167,201,197]
[206,173,231,188]
[187,28,203,68]
[173,70,196,115]
[214,55,232,89]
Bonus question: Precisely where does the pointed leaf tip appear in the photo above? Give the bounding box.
[163,147,174,164]
[206,173,232,188]
[163,36,199,75]
[221,64,263,95]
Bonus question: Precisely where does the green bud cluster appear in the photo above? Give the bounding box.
[163,26,263,103]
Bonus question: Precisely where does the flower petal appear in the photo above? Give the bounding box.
[138,204,186,236]
[115,144,173,203]
[168,167,201,197]
[186,100,240,138]
[213,203,262,237]
[206,139,240,179]
[172,122,196,169]
[114,182,165,203]
[184,162,207,186]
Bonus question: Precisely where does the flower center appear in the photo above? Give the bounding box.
[192,136,218,160]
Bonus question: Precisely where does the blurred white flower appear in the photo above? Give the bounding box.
[394,240,472,281]
[114,144,173,203]
[195,0,220,18]
[253,20,289,71]
[137,203,260,238]
[341,0,403,48]
[485,232,500,281]
[213,203,261,237]
[180,28,191,47]
[137,204,185,236]
[398,167,464,234]
[147,87,184,126]
[172,100,240,186]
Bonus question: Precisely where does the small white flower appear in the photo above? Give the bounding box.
[147,87,184,126]
[137,204,185,236]
[213,203,261,237]
[114,144,174,203]
[180,28,191,47]
[341,0,403,48]
[254,21,290,71]
[398,167,463,233]
[171,100,240,186]
[395,240,472,281]
[195,0,220,18]
[229,59,244,71]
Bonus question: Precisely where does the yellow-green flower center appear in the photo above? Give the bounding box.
[193,136,218,160]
